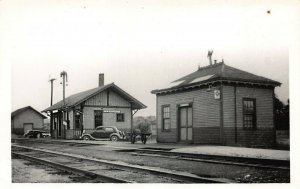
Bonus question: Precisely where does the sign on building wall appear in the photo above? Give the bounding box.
[214,90,220,99]
[103,110,121,113]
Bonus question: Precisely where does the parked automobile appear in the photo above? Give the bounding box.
[24,130,51,138]
[80,126,125,141]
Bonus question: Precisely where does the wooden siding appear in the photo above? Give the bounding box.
[85,89,131,107]
[222,85,236,128]
[157,86,221,143]
[85,90,107,106]
[12,109,44,135]
[222,85,275,147]
[109,90,131,107]
[156,84,275,147]
[157,128,178,142]
[193,127,220,144]
[236,86,274,129]
[224,127,274,148]
[82,106,131,131]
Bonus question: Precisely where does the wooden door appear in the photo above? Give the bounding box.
[94,110,103,127]
[179,106,193,142]
[23,123,33,134]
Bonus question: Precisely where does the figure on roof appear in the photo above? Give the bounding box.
[207,50,213,65]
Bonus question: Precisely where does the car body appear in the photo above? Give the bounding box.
[80,126,125,141]
[24,130,51,138]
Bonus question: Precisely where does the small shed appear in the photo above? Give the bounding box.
[151,62,281,148]
[11,106,47,135]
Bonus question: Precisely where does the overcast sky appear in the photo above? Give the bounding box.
[1,0,298,116]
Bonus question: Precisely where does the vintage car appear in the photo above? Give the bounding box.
[24,130,51,138]
[80,126,125,141]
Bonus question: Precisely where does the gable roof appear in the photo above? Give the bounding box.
[12,106,47,119]
[43,83,147,112]
[151,62,281,94]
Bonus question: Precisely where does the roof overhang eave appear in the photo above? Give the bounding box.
[152,79,281,95]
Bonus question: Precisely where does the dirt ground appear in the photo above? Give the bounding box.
[12,157,99,183]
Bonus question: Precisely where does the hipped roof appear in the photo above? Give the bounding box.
[12,106,47,119]
[43,83,146,112]
[151,62,281,94]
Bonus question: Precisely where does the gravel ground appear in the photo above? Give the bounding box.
[12,157,101,183]
[171,146,290,160]
[13,142,290,183]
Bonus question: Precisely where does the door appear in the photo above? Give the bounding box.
[92,127,105,138]
[94,110,103,127]
[179,106,193,142]
[104,127,114,138]
[23,123,33,134]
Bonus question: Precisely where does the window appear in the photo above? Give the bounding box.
[94,110,103,128]
[116,113,124,122]
[105,127,114,132]
[96,127,104,131]
[162,105,170,130]
[243,98,256,129]
[75,113,80,129]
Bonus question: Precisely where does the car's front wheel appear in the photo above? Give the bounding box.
[83,136,90,140]
[110,135,118,142]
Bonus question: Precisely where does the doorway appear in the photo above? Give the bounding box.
[94,110,103,127]
[179,106,193,142]
[23,123,33,134]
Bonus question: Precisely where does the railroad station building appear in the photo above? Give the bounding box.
[43,74,146,139]
[151,61,281,148]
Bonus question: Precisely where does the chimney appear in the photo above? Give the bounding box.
[99,73,104,87]
[207,50,213,66]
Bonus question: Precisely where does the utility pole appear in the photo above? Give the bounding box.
[49,78,56,138]
[49,78,56,106]
[60,71,68,139]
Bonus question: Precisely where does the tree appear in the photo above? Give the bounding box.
[274,96,289,130]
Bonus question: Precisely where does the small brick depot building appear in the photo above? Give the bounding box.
[151,62,281,148]
[43,74,146,139]
[11,106,47,135]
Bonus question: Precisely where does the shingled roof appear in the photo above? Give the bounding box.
[43,83,146,112]
[12,106,47,119]
[151,62,281,94]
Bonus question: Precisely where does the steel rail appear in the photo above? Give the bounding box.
[12,144,228,183]
[12,139,289,170]
[12,151,130,183]
[131,148,290,170]
[131,151,289,170]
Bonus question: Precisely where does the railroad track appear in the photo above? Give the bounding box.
[12,139,290,171]
[12,144,229,183]
[127,148,290,170]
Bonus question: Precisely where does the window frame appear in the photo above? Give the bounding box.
[242,98,257,130]
[162,105,171,131]
[116,113,125,122]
